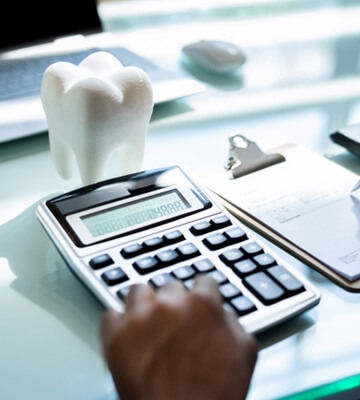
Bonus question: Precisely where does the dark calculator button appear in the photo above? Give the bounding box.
[203,233,228,250]
[230,296,257,316]
[207,269,228,285]
[219,282,242,300]
[149,273,175,289]
[232,259,258,277]
[268,266,305,294]
[210,215,232,229]
[224,227,247,243]
[117,285,132,301]
[89,254,114,269]
[219,248,245,266]
[244,272,285,305]
[190,220,212,236]
[156,249,180,266]
[184,278,195,290]
[177,243,201,260]
[163,230,185,244]
[253,253,277,268]
[241,242,264,257]
[192,258,216,273]
[133,256,160,274]
[121,243,143,259]
[172,265,196,280]
[143,236,165,251]
[101,267,128,286]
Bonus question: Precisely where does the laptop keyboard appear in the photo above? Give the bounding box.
[0,47,177,101]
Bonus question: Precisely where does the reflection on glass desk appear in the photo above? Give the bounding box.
[279,374,360,400]
[105,0,360,170]
[2,1,360,400]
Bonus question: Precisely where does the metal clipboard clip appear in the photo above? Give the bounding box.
[225,134,286,179]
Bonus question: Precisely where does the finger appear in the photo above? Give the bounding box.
[223,308,259,356]
[192,274,222,305]
[100,309,123,345]
[125,283,155,312]
[157,279,186,296]
[156,279,187,303]
[224,306,245,333]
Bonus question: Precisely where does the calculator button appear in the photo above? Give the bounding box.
[89,254,114,269]
[219,248,245,266]
[172,265,197,280]
[253,253,277,268]
[210,215,232,229]
[268,266,305,294]
[121,243,144,259]
[149,273,175,289]
[177,243,201,260]
[184,278,195,290]
[117,285,132,301]
[241,242,264,257]
[207,269,228,285]
[156,249,181,266]
[192,258,216,273]
[163,230,185,244]
[224,227,247,244]
[232,259,258,277]
[203,233,228,250]
[190,220,212,236]
[229,296,257,316]
[143,236,165,251]
[101,267,128,286]
[219,282,242,300]
[133,256,160,274]
[244,272,285,305]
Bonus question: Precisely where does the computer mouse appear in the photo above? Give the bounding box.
[182,39,246,74]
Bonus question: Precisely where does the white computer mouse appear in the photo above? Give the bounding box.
[182,39,246,74]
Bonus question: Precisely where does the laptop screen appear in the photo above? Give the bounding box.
[0,0,102,52]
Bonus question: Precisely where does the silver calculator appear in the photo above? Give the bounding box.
[36,166,320,334]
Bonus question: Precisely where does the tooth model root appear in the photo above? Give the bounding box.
[41,51,154,185]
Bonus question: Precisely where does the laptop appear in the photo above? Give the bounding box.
[0,0,204,143]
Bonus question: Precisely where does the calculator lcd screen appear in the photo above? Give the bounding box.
[81,189,190,239]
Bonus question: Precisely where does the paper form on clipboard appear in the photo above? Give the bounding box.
[205,144,360,284]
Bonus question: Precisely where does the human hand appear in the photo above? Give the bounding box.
[100,276,258,400]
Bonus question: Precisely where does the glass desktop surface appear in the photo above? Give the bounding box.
[279,374,360,400]
[1,1,360,400]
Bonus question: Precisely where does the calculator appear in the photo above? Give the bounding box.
[36,166,320,334]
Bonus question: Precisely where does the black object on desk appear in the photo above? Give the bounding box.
[331,123,360,158]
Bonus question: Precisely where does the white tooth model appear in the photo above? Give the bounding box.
[41,51,154,185]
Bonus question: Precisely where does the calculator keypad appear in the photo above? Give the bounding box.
[87,213,308,323]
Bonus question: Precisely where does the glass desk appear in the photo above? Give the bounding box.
[1,1,360,399]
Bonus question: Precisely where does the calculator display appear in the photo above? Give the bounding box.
[47,166,212,246]
[81,189,190,239]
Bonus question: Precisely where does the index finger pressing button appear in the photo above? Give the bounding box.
[192,274,223,305]
[125,283,156,312]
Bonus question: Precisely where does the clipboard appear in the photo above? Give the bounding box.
[205,135,360,292]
